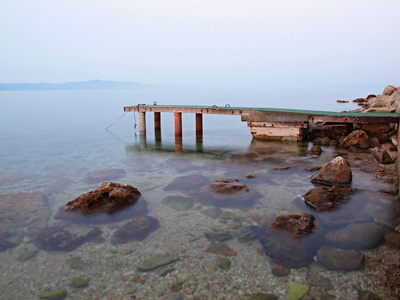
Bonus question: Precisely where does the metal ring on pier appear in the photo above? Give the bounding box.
[153,101,157,105]
[212,105,217,108]
[225,104,230,107]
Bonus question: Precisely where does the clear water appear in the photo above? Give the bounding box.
[0,88,399,299]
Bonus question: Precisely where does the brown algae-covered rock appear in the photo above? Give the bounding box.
[310,156,352,186]
[303,186,358,211]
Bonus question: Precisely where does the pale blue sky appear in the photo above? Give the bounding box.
[1,0,399,88]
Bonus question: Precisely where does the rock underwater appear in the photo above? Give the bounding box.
[55,182,147,223]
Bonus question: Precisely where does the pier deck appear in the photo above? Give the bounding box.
[124,104,400,142]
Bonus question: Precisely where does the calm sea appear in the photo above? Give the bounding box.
[0,88,398,299]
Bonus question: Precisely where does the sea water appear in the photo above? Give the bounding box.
[0,88,399,299]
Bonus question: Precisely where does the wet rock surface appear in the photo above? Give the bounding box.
[55,182,147,223]
[340,130,370,150]
[34,226,102,251]
[303,186,358,211]
[270,213,315,237]
[373,147,394,164]
[87,169,126,183]
[310,156,352,186]
[205,243,237,256]
[137,253,179,272]
[317,247,365,271]
[111,215,159,244]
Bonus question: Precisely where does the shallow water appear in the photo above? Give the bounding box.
[0,89,399,299]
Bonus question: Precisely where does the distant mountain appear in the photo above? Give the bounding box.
[0,79,152,91]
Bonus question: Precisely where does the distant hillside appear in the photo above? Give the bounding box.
[0,80,151,91]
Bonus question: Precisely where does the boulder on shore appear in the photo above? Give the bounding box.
[373,147,394,164]
[55,182,147,223]
[340,130,370,150]
[310,156,352,186]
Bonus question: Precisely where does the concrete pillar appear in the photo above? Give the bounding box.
[196,113,203,135]
[154,112,161,143]
[174,112,182,137]
[139,112,146,133]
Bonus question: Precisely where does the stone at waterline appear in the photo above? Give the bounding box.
[55,182,147,223]
[373,147,394,164]
[310,156,352,186]
[34,226,102,251]
[161,195,194,211]
[0,193,50,250]
[137,253,179,272]
[340,130,370,150]
[324,222,386,250]
[87,168,126,183]
[164,174,208,191]
[317,248,365,271]
[309,145,322,155]
[196,178,262,208]
[303,186,358,212]
[111,215,159,244]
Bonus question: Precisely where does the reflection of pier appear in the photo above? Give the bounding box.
[124,104,400,151]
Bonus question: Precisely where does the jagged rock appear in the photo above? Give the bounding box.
[303,186,358,211]
[309,145,322,155]
[317,248,365,271]
[270,213,315,237]
[340,130,370,149]
[0,193,49,249]
[197,178,261,208]
[164,174,208,191]
[373,147,394,164]
[87,169,126,183]
[386,264,400,297]
[310,156,352,186]
[383,85,397,96]
[353,97,366,103]
[325,222,386,250]
[111,215,159,244]
[34,226,102,251]
[55,182,147,223]
[368,137,381,148]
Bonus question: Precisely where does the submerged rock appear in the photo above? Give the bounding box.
[55,182,147,223]
[216,257,231,271]
[87,169,126,183]
[205,243,237,256]
[204,227,233,243]
[271,265,290,277]
[233,225,264,242]
[386,264,400,297]
[317,248,365,271]
[287,283,309,300]
[0,193,49,249]
[197,178,261,208]
[309,145,322,155]
[70,276,90,288]
[303,186,358,211]
[324,222,386,250]
[111,215,159,244]
[164,174,208,191]
[34,226,102,251]
[310,156,352,186]
[161,195,194,211]
[39,288,68,300]
[138,253,179,272]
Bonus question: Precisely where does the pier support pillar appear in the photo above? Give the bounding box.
[139,112,146,133]
[174,112,182,137]
[154,112,161,143]
[195,113,203,152]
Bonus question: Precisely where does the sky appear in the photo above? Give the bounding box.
[1,0,399,89]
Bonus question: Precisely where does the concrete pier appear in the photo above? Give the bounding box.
[125,104,400,142]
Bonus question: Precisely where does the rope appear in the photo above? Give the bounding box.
[105,112,128,130]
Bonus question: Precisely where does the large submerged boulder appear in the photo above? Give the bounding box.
[310,156,352,186]
[111,215,159,244]
[55,182,147,223]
